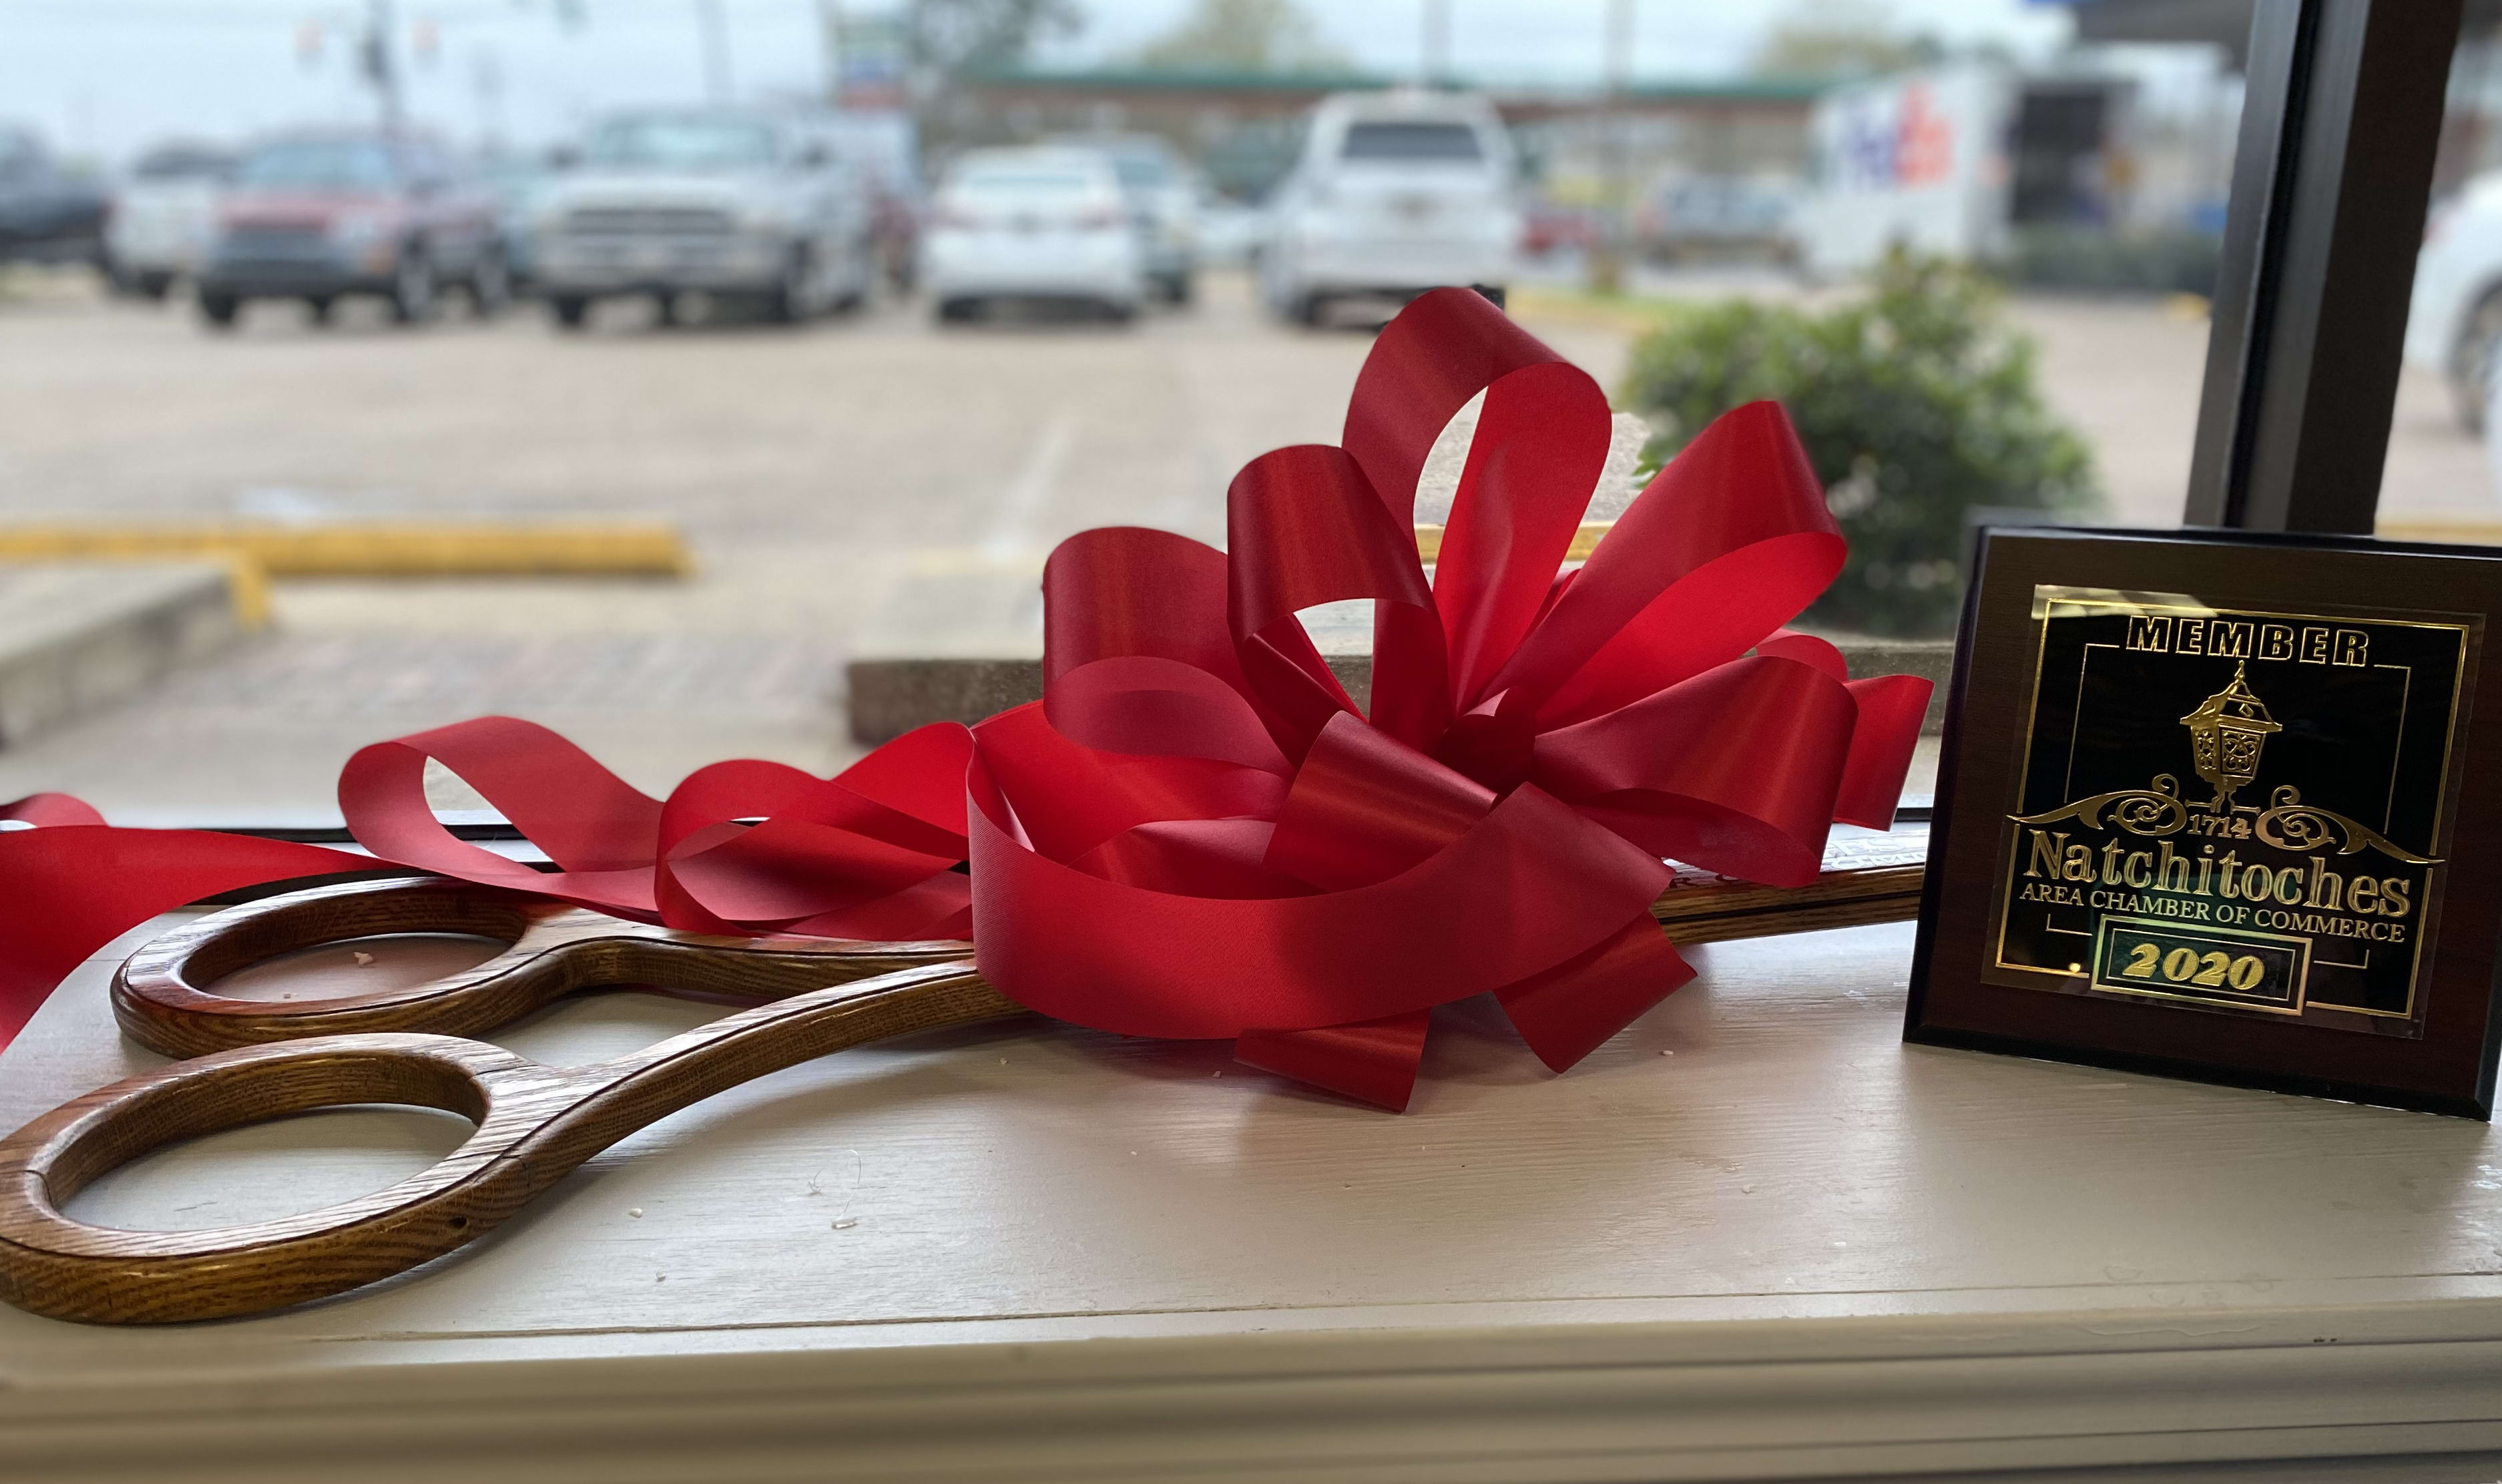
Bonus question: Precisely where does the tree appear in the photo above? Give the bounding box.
[904,0,1085,77]
[1749,0,1941,79]
[1134,0,1349,73]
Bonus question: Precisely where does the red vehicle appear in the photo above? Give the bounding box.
[1519,200,1598,258]
[197,129,507,329]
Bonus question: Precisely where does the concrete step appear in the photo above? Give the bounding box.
[845,556,1950,744]
[0,561,244,747]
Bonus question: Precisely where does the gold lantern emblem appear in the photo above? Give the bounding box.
[2179,661,2281,812]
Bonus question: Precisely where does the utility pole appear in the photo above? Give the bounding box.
[471,47,506,150]
[1587,0,1634,294]
[696,0,732,103]
[819,0,845,105]
[362,0,406,137]
[1421,0,1450,88]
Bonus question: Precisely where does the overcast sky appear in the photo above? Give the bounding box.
[0,0,2076,162]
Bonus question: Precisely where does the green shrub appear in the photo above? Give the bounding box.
[1620,253,2099,636]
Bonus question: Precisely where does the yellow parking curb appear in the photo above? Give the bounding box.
[0,521,694,581]
[2379,519,2502,546]
[1415,522,1610,564]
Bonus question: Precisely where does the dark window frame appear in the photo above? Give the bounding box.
[2186,0,2468,533]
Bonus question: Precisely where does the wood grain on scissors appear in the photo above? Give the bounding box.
[112,875,980,1057]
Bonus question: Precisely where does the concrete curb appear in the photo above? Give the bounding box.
[844,543,1956,746]
[848,640,1951,746]
[0,561,243,746]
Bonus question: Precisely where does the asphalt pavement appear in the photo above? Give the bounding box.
[0,266,2483,821]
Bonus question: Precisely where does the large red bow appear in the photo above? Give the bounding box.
[959,287,1927,1107]
[0,289,1924,1111]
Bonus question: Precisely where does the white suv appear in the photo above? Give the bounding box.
[2407,170,2502,430]
[1260,91,1519,326]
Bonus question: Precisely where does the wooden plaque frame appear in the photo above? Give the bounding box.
[1907,527,2502,1118]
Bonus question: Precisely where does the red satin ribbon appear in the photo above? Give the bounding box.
[0,288,1927,1111]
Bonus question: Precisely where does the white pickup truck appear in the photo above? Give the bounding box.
[530,109,877,328]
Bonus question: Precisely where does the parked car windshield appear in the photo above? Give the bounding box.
[1339,122,1483,162]
[132,146,234,182]
[1100,152,1172,190]
[951,166,1101,194]
[585,117,777,172]
[236,139,396,190]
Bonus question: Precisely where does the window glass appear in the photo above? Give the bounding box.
[235,138,397,190]
[2382,15,2502,534]
[131,147,233,182]
[949,167,1099,192]
[1107,153,1171,188]
[584,117,777,172]
[1341,122,1485,162]
[0,3,2294,819]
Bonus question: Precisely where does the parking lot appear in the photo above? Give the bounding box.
[0,264,2487,820]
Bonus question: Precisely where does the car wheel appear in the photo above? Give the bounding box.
[935,296,979,323]
[1101,299,1138,324]
[2452,288,2502,434]
[1294,292,1330,328]
[763,249,815,325]
[307,296,335,325]
[198,292,241,330]
[389,248,438,324]
[1164,272,1195,306]
[469,251,513,320]
[550,295,591,330]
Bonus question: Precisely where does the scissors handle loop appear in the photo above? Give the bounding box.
[113,875,977,1058]
[1,961,1017,1324]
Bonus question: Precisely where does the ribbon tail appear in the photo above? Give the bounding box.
[0,827,378,1049]
[1234,1009,1431,1112]
[1835,675,1934,830]
[1495,913,1694,1073]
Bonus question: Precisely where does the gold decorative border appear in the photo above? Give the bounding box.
[1989,589,2472,1029]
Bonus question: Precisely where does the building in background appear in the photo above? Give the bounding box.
[941,66,1822,204]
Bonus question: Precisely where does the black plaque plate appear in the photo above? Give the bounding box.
[1908,529,2502,1117]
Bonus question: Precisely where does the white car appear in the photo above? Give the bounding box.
[1259,91,1519,326]
[1194,189,1268,267]
[922,147,1144,322]
[1049,132,1198,303]
[105,142,234,298]
[2407,170,2502,430]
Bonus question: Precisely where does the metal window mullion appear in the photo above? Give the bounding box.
[2184,0,2464,535]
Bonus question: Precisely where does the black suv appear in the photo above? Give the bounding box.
[0,123,108,268]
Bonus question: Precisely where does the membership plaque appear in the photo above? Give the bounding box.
[1909,529,2502,1117]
